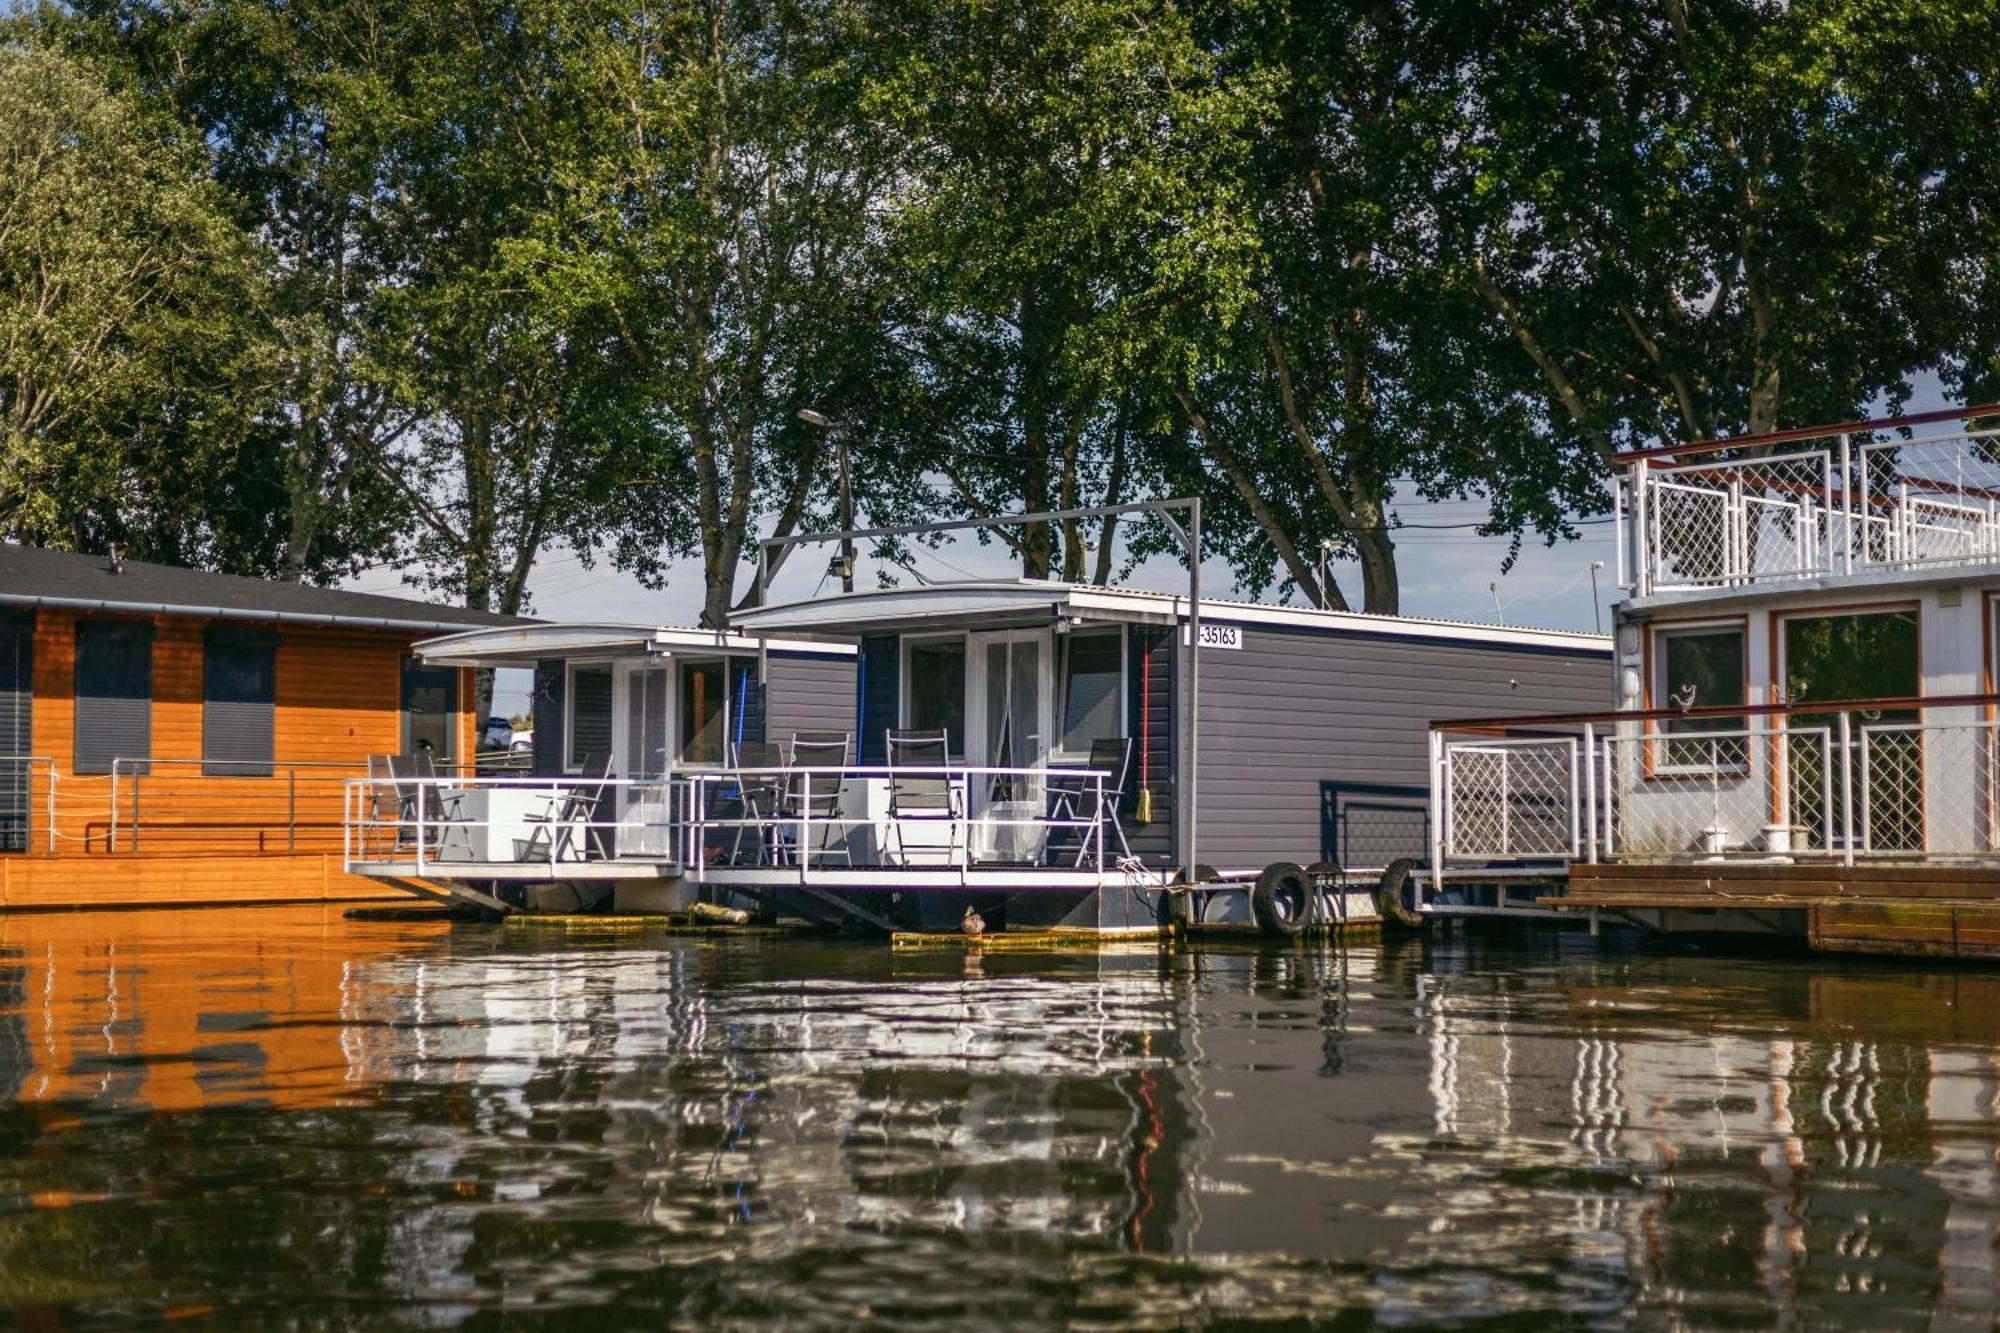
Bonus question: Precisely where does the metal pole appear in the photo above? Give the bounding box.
[288,768,297,851]
[1583,724,1598,862]
[1839,712,1856,867]
[837,428,855,595]
[1185,499,1201,883]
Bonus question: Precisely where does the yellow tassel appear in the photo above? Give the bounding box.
[1135,787,1153,825]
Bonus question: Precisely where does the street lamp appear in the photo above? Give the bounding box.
[797,409,854,594]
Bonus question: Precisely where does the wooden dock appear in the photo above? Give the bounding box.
[1559,863,2000,961]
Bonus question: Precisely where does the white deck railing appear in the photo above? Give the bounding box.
[343,764,1120,880]
[1623,414,2000,595]
[1430,696,2000,869]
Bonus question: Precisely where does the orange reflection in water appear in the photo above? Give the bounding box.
[0,906,451,1116]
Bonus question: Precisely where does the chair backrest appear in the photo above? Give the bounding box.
[731,740,785,803]
[887,729,952,811]
[787,731,851,771]
[1087,736,1134,793]
[367,754,401,818]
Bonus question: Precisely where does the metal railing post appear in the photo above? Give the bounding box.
[414,780,427,874]
[799,773,811,883]
[1839,713,1856,866]
[46,762,56,853]
[288,768,297,851]
[1838,432,1854,575]
[1632,459,1651,597]
[130,768,140,852]
[109,759,118,853]
[1583,724,1598,863]
[1429,729,1449,869]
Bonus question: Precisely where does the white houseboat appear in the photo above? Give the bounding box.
[1427,403,2000,958]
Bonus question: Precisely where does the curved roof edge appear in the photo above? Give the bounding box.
[414,622,857,666]
[731,580,1611,654]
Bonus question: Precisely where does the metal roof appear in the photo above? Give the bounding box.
[730,580,1612,653]
[0,544,525,634]
[413,622,854,667]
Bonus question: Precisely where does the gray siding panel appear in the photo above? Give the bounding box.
[0,610,31,851]
[766,651,857,750]
[1190,623,1610,873]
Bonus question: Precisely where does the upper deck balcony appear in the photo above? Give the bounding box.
[1623,405,2000,603]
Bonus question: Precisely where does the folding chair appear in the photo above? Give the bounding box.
[520,754,613,862]
[885,729,960,864]
[784,731,853,865]
[1046,736,1134,866]
[727,740,786,866]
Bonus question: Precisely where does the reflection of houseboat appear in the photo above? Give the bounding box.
[0,545,513,910]
[351,581,1607,931]
[1428,404,2000,958]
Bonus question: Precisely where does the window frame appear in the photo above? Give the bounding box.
[676,655,731,769]
[564,659,615,774]
[900,632,969,760]
[1053,625,1127,762]
[202,626,277,778]
[1647,620,1750,776]
[73,618,154,777]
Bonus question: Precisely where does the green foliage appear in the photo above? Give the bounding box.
[0,39,285,569]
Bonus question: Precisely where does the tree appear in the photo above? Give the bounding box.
[1449,0,1994,451]
[501,0,900,628]
[1139,0,1603,614]
[0,38,284,567]
[861,0,1245,583]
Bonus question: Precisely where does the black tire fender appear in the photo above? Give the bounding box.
[1252,861,1310,938]
[1376,857,1426,930]
[1157,886,1193,936]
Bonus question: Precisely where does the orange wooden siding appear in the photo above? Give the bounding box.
[10,607,480,908]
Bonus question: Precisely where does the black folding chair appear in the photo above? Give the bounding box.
[1047,736,1135,866]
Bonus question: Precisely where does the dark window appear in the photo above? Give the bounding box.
[401,660,457,764]
[680,660,725,766]
[0,610,32,852]
[905,638,966,758]
[74,620,152,776]
[1059,629,1122,755]
[204,628,276,776]
[567,665,612,771]
[1656,626,1746,769]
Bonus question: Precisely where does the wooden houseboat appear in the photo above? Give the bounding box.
[1426,403,2000,958]
[0,544,515,911]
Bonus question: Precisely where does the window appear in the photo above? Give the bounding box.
[904,637,966,758]
[1654,625,1745,769]
[1783,610,1918,710]
[401,661,458,764]
[1058,629,1123,756]
[679,660,725,765]
[74,620,152,776]
[567,663,613,771]
[204,628,276,776]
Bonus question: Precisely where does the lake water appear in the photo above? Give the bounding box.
[2,907,1998,1327]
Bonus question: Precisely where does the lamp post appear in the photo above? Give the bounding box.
[797,409,854,594]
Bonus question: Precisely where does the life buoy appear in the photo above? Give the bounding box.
[1252,862,1310,938]
[1376,857,1426,930]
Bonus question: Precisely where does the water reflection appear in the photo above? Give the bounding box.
[0,912,1996,1326]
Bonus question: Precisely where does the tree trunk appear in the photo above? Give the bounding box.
[1173,388,1339,609]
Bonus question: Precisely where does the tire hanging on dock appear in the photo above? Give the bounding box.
[1252,862,1310,938]
[1376,858,1426,930]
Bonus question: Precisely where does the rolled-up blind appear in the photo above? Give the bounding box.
[74,620,152,776]
[0,610,32,852]
[204,628,276,776]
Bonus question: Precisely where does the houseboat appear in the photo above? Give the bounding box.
[341,622,857,914]
[1426,403,2000,959]
[344,579,1610,933]
[0,543,515,910]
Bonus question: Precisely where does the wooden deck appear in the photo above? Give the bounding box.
[1560,862,2000,960]
[0,852,407,911]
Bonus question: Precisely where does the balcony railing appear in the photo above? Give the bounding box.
[1429,694,2000,870]
[1622,406,2000,595]
[343,764,1121,881]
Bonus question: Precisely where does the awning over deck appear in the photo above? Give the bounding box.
[412,622,850,667]
[730,581,1181,641]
